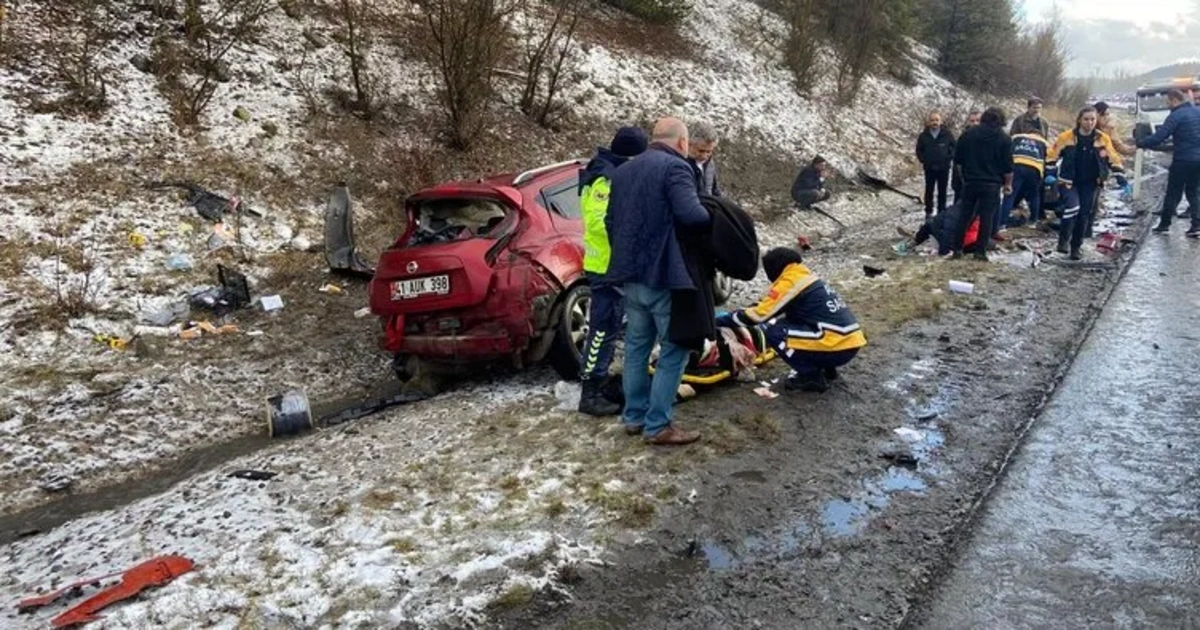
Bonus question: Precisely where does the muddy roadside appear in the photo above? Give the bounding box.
[489,182,1163,629]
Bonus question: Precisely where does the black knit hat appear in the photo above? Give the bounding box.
[610,126,649,158]
[763,247,804,282]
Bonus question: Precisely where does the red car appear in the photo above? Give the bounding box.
[365,159,592,380]
[343,159,734,381]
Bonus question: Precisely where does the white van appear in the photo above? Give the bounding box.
[1134,77,1200,148]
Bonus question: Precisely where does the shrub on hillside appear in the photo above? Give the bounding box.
[415,0,517,150]
[601,0,690,25]
[517,0,585,128]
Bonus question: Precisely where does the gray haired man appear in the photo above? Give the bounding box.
[688,121,722,197]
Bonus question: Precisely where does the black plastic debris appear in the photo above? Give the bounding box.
[228,470,277,481]
[863,265,887,278]
[147,181,263,223]
[189,265,251,316]
[879,450,919,469]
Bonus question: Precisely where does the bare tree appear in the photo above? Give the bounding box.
[517,0,584,128]
[334,0,384,119]
[416,0,517,150]
[43,1,115,115]
[158,0,275,125]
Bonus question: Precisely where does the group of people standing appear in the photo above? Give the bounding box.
[913,97,1135,260]
[575,118,865,446]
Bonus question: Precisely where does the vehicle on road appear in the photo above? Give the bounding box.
[363,159,734,381]
[1133,76,1200,148]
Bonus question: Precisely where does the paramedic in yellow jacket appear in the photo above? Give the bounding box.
[716,248,866,393]
[1046,106,1125,260]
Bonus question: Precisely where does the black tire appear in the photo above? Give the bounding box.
[391,353,413,382]
[713,270,734,306]
[547,283,591,381]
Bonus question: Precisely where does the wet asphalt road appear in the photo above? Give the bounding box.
[914,231,1200,628]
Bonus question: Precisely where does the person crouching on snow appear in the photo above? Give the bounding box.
[715,248,866,393]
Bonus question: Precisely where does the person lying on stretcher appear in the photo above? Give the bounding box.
[715,247,866,393]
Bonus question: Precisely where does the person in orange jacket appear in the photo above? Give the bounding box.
[1045,106,1125,260]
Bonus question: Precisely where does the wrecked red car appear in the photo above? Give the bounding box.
[364,159,594,380]
[333,159,731,381]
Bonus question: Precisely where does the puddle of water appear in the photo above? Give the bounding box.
[701,541,736,570]
[822,498,871,536]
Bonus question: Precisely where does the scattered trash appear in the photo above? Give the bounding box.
[228,469,277,481]
[147,181,263,223]
[354,306,372,319]
[879,449,919,469]
[260,294,284,312]
[206,229,229,252]
[686,488,698,504]
[916,411,939,421]
[863,264,887,278]
[796,234,812,250]
[37,472,75,493]
[318,283,343,294]
[127,232,147,249]
[93,334,129,351]
[189,265,252,316]
[677,383,697,400]
[142,300,189,326]
[893,427,925,442]
[948,280,974,295]
[164,253,194,271]
[891,241,909,256]
[247,330,264,337]
[753,386,779,399]
[554,381,581,411]
[266,389,315,437]
[177,222,195,235]
[179,321,239,339]
[17,555,194,627]
[132,325,179,338]
[1096,231,1121,255]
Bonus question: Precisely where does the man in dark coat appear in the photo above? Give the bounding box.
[791,156,831,209]
[687,121,722,197]
[952,106,1014,261]
[916,111,956,217]
[606,117,711,446]
[1138,89,1200,237]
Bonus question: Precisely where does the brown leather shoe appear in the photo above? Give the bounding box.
[624,423,644,436]
[643,425,701,446]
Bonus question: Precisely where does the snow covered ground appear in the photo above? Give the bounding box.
[0,0,998,625]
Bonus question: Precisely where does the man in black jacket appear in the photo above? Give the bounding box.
[952,107,1014,261]
[916,111,955,217]
[791,156,831,209]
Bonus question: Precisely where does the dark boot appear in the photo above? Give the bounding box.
[1153,219,1171,234]
[785,371,828,393]
[1056,220,1071,254]
[1069,246,1081,261]
[823,366,840,382]
[578,379,620,416]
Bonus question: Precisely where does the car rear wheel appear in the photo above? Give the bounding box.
[548,283,590,381]
[713,271,734,306]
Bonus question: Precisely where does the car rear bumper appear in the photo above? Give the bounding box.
[398,333,520,359]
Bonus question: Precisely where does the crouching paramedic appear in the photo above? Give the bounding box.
[578,126,649,416]
[716,248,865,393]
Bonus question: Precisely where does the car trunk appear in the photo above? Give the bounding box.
[370,195,516,317]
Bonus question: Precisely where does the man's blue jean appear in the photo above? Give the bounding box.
[621,283,691,436]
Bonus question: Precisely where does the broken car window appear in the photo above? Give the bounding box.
[409,198,510,246]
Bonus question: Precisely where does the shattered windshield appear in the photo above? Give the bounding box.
[409,198,510,246]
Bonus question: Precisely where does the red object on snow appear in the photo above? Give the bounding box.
[964,217,980,249]
[15,555,194,627]
[796,234,812,250]
[1096,231,1120,255]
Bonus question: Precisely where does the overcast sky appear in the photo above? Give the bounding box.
[1020,0,1200,76]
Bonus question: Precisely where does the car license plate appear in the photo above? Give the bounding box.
[391,274,450,299]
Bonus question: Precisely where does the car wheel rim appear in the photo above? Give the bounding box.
[570,294,590,351]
